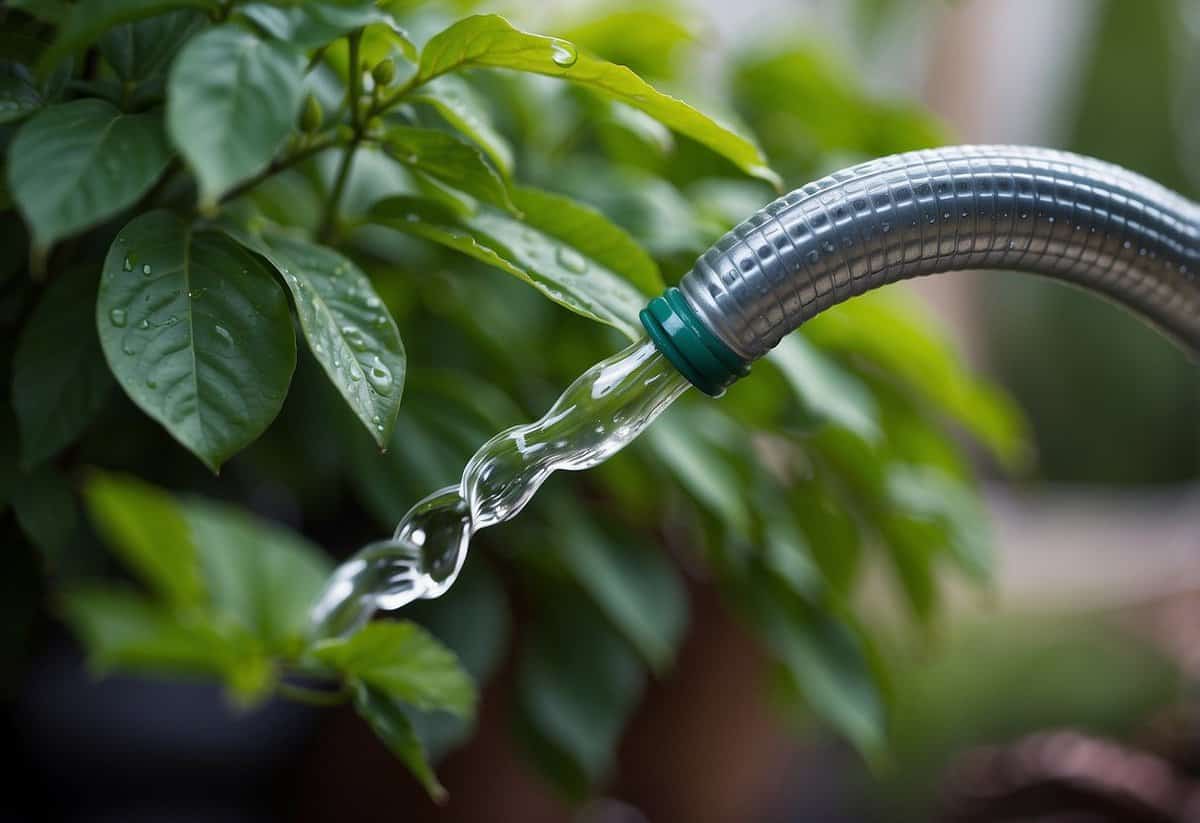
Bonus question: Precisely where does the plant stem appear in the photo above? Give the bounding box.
[347,30,363,130]
[218,135,339,205]
[278,680,352,707]
[319,142,358,242]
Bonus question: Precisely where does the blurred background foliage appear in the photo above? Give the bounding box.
[1,0,1197,821]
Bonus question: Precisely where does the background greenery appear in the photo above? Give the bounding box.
[0,0,1031,804]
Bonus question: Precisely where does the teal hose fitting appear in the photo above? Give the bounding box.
[640,286,750,397]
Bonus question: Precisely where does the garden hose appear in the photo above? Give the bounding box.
[641,145,1200,395]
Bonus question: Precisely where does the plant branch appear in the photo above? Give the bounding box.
[218,134,340,205]
[277,679,352,707]
[319,141,358,242]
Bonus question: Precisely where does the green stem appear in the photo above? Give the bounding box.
[319,141,358,242]
[278,680,352,707]
[218,134,340,205]
[347,30,363,130]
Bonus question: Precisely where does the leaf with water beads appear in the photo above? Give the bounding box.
[225,228,406,448]
[370,192,653,339]
[416,14,780,188]
[96,211,296,472]
[381,125,516,213]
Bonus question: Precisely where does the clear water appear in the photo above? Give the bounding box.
[309,339,690,638]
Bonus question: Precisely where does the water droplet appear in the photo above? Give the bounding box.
[367,358,393,394]
[214,324,233,345]
[121,340,136,355]
[1123,240,1133,249]
[366,295,381,309]
[139,319,150,329]
[122,256,135,272]
[341,325,369,351]
[109,309,127,327]
[549,39,578,67]
[371,415,381,424]
[166,315,178,326]
[350,368,362,382]
[555,246,587,273]
[142,263,152,276]
[146,377,157,389]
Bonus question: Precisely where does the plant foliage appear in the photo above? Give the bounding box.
[0,0,1024,802]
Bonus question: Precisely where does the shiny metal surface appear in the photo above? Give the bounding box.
[679,145,1200,360]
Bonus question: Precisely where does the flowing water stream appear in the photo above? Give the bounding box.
[309,339,690,638]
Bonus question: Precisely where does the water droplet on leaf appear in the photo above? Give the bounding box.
[549,39,578,67]
[555,246,587,273]
[109,309,127,327]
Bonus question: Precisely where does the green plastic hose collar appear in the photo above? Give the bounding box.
[640,287,750,397]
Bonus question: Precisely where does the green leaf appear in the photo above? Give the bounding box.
[62,586,234,674]
[409,76,514,177]
[0,63,42,124]
[561,8,696,79]
[240,2,388,51]
[167,25,305,207]
[100,9,206,82]
[7,99,172,248]
[13,267,113,467]
[371,195,650,339]
[417,15,778,187]
[886,464,992,583]
[313,621,475,716]
[12,464,78,569]
[84,471,203,608]
[382,125,514,212]
[96,211,296,471]
[766,334,880,443]
[228,229,406,448]
[741,579,887,760]
[183,497,332,655]
[352,682,446,802]
[554,518,687,673]
[803,290,1029,469]
[516,595,644,799]
[39,0,218,71]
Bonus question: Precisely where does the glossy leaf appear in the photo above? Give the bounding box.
[417,15,779,187]
[554,518,687,673]
[410,76,514,177]
[516,595,644,799]
[167,25,305,207]
[8,99,172,247]
[313,621,475,716]
[100,9,206,82]
[183,498,332,655]
[353,682,446,802]
[39,0,218,71]
[240,2,392,51]
[382,125,514,212]
[371,195,650,339]
[84,472,203,608]
[12,266,113,467]
[229,229,406,447]
[97,211,296,471]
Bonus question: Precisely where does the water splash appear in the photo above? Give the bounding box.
[309,339,689,638]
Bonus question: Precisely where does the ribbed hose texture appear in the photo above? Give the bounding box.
[679,145,1200,360]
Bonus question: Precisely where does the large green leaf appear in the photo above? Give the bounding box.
[84,472,204,608]
[183,497,332,655]
[416,15,778,187]
[12,266,113,467]
[382,125,514,212]
[39,0,218,71]
[167,25,305,207]
[886,463,992,583]
[554,518,687,673]
[371,194,651,339]
[766,334,880,443]
[516,595,644,800]
[228,229,406,447]
[352,682,446,802]
[7,99,172,247]
[96,211,296,471]
[62,586,233,674]
[409,76,514,177]
[313,621,475,717]
[100,9,206,82]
